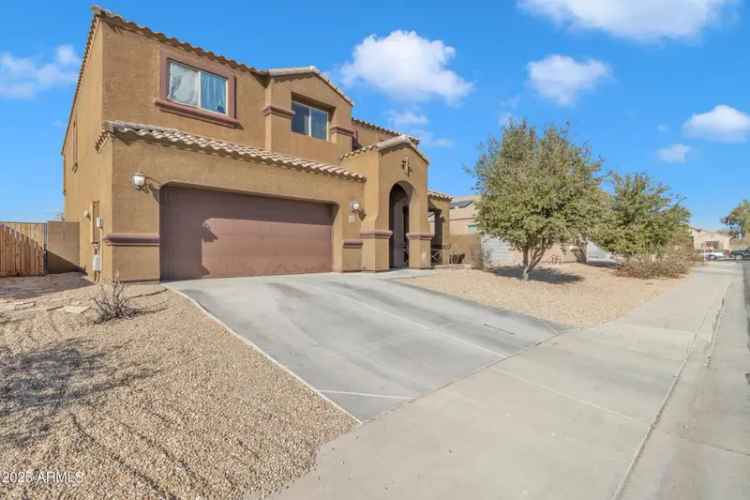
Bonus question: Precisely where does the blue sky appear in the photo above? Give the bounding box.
[1,1,748,228]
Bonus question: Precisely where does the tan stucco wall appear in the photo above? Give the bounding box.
[62,21,112,280]
[342,143,432,270]
[62,12,446,281]
[101,20,354,165]
[101,21,266,148]
[47,221,80,273]
[265,75,354,162]
[105,138,365,281]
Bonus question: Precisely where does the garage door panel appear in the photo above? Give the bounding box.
[160,187,333,280]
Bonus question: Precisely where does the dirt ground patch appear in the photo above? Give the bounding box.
[0,273,354,499]
[400,263,683,328]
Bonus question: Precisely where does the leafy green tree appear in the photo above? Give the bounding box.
[596,173,690,259]
[721,199,750,240]
[471,120,605,280]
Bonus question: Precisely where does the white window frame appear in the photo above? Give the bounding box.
[168,61,228,115]
[291,100,329,140]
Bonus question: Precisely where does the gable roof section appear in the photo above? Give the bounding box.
[352,118,418,144]
[267,66,354,105]
[428,191,452,201]
[341,134,429,164]
[64,6,354,151]
[92,6,264,74]
[97,121,366,182]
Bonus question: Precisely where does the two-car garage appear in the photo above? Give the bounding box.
[159,186,333,281]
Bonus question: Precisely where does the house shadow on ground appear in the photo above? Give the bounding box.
[0,337,158,448]
[0,272,92,302]
[488,265,584,284]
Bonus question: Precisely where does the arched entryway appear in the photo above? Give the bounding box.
[389,183,411,268]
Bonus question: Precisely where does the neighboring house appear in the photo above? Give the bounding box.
[449,195,481,235]
[690,227,733,251]
[445,194,579,266]
[62,7,451,282]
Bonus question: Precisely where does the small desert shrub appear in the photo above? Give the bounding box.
[617,241,694,279]
[93,274,138,323]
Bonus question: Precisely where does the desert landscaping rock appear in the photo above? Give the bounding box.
[62,305,89,314]
[0,274,355,499]
[401,263,683,328]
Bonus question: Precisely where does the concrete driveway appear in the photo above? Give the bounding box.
[168,271,560,421]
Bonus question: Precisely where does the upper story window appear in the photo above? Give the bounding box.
[291,101,328,140]
[168,61,227,115]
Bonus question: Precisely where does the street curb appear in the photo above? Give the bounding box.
[610,276,732,500]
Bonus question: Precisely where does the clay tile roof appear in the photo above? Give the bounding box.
[351,118,417,143]
[428,190,453,201]
[64,6,352,151]
[99,121,366,182]
[341,134,429,164]
[92,6,264,75]
[267,66,354,105]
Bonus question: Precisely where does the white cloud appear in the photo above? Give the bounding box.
[683,105,750,143]
[387,110,429,127]
[0,44,80,99]
[55,45,80,66]
[340,31,473,103]
[657,144,691,163]
[500,95,521,109]
[519,0,735,42]
[527,54,610,106]
[657,123,670,133]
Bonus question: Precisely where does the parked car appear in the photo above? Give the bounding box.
[730,248,750,260]
[704,250,726,260]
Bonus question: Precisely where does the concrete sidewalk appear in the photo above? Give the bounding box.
[272,263,748,500]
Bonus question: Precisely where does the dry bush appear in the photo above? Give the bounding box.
[617,240,694,279]
[93,274,139,323]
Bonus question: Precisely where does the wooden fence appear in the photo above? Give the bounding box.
[0,222,47,277]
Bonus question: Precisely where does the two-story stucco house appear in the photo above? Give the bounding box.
[62,6,451,282]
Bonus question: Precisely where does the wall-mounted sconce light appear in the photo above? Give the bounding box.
[350,200,362,213]
[131,172,146,191]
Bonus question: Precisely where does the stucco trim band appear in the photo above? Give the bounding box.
[406,233,434,241]
[330,126,355,137]
[103,233,160,246]
[360,230,393,239]
[155,98,242,128]
[342,239,364,248]
[262,104,294,119]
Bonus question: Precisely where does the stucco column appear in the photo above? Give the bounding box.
[407,233,432,269]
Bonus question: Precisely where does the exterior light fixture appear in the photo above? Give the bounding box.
[350,200,362,213]
[131,172,146,190]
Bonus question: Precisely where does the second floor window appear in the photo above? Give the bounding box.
[291,101,328,140]
[168,61,227,114]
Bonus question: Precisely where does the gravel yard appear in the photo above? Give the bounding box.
[400,263,683,328]
[0,273,354,499]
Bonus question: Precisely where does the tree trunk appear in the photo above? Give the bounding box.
[522,247,530,281]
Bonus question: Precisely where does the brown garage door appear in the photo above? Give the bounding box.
[160,186,333,280]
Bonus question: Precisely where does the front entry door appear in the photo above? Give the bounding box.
[389,184,410,268]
